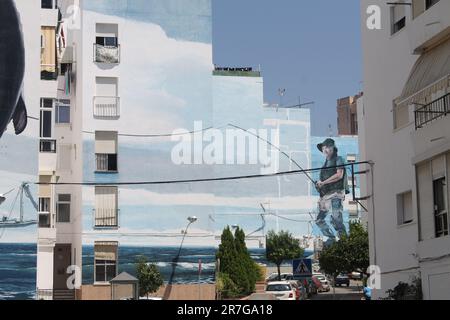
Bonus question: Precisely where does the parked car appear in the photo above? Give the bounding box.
[313,274,331,292]
[335,274,350,287]
[288,280,307,300]
[266,273,292,282]
[265,281,296,300]
[349,271,363,280]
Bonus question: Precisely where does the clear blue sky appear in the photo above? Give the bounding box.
[212,0,362,136]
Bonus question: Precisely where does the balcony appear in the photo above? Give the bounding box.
[414,93,449,129]
[93,44,120,64]
[40,64,58,81]
[40,139,57,153]
[93,209,119,229]
[93,96,120,118]
[36,289,53,301]
[409,0,450,54]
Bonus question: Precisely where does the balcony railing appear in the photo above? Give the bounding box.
[39,139,57,153]
[415,93,450,129]
[93,208,119,229]
[93,96,120,118]
[40,64,58,81]
[93,44,120,64]
[36,289,53,300]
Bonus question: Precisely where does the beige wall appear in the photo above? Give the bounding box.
[79,285,112,300]
[153,284,216,300]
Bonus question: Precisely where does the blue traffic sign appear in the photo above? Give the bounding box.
[293,259,312,277]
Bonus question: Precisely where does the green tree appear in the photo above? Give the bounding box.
[266,230,304,281]
[136,256,164,298]
[319,222,369,279]
[216,226,261,298]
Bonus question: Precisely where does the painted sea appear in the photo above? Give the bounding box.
[0,243,267,300]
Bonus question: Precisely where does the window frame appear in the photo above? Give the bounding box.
[433,176,448,238]
[95,153,118,173]
[55,100,71,124]
[56,194,71,223]
[397,191,414,226]
[94,259,117,283]
[40,98,54,139]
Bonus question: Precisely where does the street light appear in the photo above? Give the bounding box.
[187,216,198,224]
[163,216,198,300]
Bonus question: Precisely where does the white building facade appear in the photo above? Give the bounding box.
[360,0,450,299]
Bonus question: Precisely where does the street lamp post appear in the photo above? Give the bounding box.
[163,216,198,300]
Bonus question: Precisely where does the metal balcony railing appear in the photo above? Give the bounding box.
[95,153,118,172]
[36,289,53,300]
[415,93,450,129]
[39,139,57,153]
[93,208,119,229]
[93,44,120,64]
[93,96,120,118]
[40,64,58,80]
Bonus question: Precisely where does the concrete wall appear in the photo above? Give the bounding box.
[79,284,112,300]
[154,284,216,300]
[360,0,421,298]
[360,0,450,299]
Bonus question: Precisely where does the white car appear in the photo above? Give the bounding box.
[313,273,331,292]
[265,281,296,300]
[266,273,292,282]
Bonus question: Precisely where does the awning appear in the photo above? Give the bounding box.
[94,241,118,261]
[60,46,74,64]
[397,37,450,106]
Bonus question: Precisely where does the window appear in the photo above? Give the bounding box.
[94,24,119,64]
[40,98,53,138]
[96,36,118,47]
[38,198,50,228]
[433,177,448,238]
[56,194,71,223]
[95,260,117,283]
[391,4,406,35]
[397,191,413,225]
[96,154,118,172]
[94,186,118,228]
[95,131,118,172]
[39,197,50,213]
[40,139,56,153]
[41,0,55,9]
[94,242,118,283]
[55,100,70,124]
[426,0,440,10]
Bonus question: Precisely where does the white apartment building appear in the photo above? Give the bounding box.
[30,0,215,300]
[35,0,82,300]
[360,0,450,299]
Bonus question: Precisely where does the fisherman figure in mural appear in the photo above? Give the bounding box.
[315,138,349,242]
[0,0,28,139]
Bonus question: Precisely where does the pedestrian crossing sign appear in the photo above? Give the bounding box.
[293,259,312,277]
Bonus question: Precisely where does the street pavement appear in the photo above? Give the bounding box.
[309,281,364,300]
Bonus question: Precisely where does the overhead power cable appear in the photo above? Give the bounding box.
[34,161,371,186]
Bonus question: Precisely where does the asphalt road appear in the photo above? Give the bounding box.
[310,281,364,300]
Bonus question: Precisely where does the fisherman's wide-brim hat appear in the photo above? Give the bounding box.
[317,138,336,152]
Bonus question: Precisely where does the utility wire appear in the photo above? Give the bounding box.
[34,161,371,186]
[228,123,317,184]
